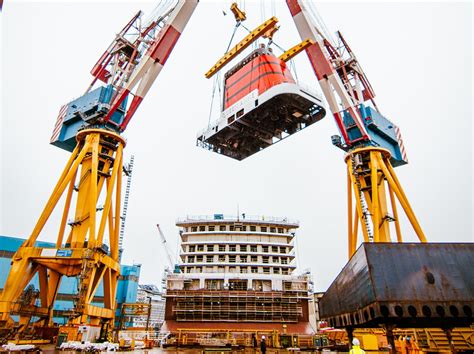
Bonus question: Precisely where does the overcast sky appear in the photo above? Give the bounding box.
[0,1,472,291]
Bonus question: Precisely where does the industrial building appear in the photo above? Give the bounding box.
[134,284,166,330]
[0,235,141,325]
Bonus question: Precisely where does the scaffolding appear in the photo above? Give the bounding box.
[167,290,306,323]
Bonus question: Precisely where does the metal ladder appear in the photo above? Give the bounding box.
[351,153,373,241]
[119,155,134,261]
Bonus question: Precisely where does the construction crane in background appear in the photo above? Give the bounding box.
[0,0,427,337]
[0,0,198,335]
[118,155,135,262]
[156,224,179,274]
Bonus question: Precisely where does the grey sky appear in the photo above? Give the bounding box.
[1,1,472,291]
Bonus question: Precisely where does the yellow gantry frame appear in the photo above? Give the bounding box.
[0,128,124,330]
[346,147,427,257]
[279,38,314,62]
[205,16,279,79]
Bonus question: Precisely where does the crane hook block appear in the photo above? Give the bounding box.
[230,2,246,22]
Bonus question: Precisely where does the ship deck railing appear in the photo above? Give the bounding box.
[176,215,299,226]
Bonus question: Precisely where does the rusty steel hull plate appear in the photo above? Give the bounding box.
[319,243,474,328]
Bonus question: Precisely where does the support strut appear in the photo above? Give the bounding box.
[0,128,125,333]
[346,147,426,257]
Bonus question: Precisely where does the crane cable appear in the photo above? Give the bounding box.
[207,21,241,127]
[305,1,336,46]
[208,1,305,125]
[238,21,300,84]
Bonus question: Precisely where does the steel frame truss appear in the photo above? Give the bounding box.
[346,147,427,257]
[0,129,124,331]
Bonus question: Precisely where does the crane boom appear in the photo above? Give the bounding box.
[51,0,199,151]
[286,1,407,164]
[286,0,425,253]
[286,0,370,147]
[156,224,175,270]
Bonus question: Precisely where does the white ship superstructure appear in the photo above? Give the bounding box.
[162,214,314,334]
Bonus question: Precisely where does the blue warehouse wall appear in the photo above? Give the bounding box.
[0,235,140,325]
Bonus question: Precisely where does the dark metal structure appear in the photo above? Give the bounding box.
[319,243,474,329]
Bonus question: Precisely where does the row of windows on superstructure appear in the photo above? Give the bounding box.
[185,255,291,265]
[186,244,290,254]
[181,265,291,275]
[184,225,290,233]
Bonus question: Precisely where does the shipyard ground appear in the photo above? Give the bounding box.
[36,346,366,354]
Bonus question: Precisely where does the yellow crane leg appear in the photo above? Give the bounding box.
[347,170,354,258]
[0,128,125,332]
[345,147,427,257]
[347,157,370,246]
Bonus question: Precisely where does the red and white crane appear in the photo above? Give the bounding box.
[1,0,199,334]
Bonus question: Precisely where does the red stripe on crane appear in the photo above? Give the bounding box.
[306,43,334,80]
[286,0,302,16]
[104,88,130,123]
[149,24,181,65]
[120,95,143,131]
[50,104,68,143]
[332,111,351,145]
[395,126,408,161]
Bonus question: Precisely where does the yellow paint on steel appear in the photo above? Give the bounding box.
[347,157,370,244]
[0,128,125,330]
[263,24,280,40]
[57,170,77,247]
[113,152,123,260]
[89,134,99,244]
[230,2,246,22]
[347,169,353,258]
[370,151,380,242]
[388,183,403,242]
[98,143,123,244]
[279,38,314,62]
[205,16,279,79]
[379,155,427,242]
[376,171,391,241]
[352,208,359,255]
[27,140,90,247]
[344,147,426,256]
